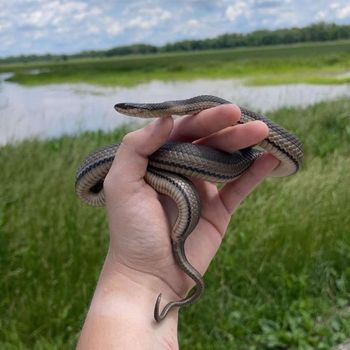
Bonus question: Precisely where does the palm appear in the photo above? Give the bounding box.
[108,176,229,296]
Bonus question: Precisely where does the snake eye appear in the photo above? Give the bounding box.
[114,103,128,110]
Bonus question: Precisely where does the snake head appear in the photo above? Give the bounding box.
[114,102,154,117]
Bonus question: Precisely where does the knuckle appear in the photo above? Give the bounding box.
[247,166,262,184]
[121,131,138,148]
[196,114,210,133]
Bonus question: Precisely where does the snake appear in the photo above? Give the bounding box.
[75,95,303,322]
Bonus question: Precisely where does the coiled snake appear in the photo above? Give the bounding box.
[75,95,303,322]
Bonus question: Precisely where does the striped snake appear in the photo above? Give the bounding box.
[75,95,303,322]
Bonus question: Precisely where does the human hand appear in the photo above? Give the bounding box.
[77,105,280,349]
[103,104,279,313]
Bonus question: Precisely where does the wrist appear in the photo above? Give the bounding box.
[104,249,182,308]
[78,251,179,350]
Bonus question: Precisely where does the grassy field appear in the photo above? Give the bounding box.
[1,98,350,349]
[0,40,349,87]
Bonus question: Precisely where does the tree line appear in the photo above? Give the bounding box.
[1,22,350,64]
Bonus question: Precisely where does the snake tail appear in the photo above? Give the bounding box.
[154,240,204,322]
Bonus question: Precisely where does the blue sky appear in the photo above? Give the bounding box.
[1,0,350,57]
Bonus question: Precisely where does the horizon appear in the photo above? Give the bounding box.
[1,0,350,58]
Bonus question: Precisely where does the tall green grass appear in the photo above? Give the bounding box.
[1,99,350,349]
[1,40,350,87]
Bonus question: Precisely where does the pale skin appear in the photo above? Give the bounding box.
[76,104,279,349]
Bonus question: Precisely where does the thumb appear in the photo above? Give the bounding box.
[105,117,174,191]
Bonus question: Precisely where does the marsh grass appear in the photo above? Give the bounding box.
[1,99,350,349]
[1,41,350,87]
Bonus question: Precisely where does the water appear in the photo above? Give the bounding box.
[1,74,349,146]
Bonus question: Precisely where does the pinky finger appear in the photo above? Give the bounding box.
[219,153,279,214]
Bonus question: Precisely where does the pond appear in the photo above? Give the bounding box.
[1,74,349,146]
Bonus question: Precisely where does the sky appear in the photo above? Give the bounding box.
[1,0,350,57]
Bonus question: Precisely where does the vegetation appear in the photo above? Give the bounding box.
[1,22,349,64]
[1,98,350,349]
[1,40,350,87]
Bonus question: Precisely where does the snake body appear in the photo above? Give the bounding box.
[75,95,303,322]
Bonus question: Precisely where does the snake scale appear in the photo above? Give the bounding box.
[75,95,303,322]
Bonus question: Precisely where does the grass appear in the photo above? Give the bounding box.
[1,98,350,349]
[0,40,350,87]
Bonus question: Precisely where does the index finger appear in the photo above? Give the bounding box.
[169,104,241,142]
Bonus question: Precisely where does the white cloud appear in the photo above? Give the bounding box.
[3,1,122,43]
[336,4,350,19]
[127,7,171,29]
[172,18,204,35]
[31,31,46,40]
[270,10,300,27]
[23,9,53,28]
[2,36,16,48]
[87,25,100,34]
[316,10,327,21]
[328,1,350,19]
[225,2,250,21]
[187,19,201,29]
[0,20,12,31]
[15,0,105,32]
[105,19,122,36]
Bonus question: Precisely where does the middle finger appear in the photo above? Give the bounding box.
[195,120,269,152]
[169,104,241,142]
